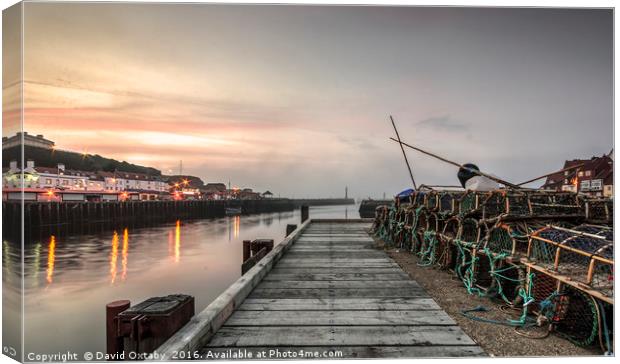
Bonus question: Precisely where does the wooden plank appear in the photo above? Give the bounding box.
[276,261,398,269]
[274,262,400,268]
[269,267,405,274]
[277,258,394,263]
[206,326,476,347]
[200,345,486,358]
[263,273,409,281]
[238,298,441,311]
[257,280,420,289]
[249,288,427,299]
[223,310,455,326]
[283,252,387,259]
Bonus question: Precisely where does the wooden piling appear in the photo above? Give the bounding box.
[242,240,252,262]
[301,205,309,223]
[286,224,297,236]
[106,299,131,356]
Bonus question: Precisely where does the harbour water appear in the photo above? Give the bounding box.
[2,204,359,356]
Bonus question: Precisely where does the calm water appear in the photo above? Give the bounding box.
[3,204,359,356]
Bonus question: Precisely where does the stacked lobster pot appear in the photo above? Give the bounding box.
[370,188,613,352]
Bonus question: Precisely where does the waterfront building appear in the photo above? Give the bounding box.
[3,161,90,191]
[542,153,613,197]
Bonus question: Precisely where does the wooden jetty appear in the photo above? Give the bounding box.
[156,219,484,359]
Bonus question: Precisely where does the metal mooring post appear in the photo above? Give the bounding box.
[301,205,309,223]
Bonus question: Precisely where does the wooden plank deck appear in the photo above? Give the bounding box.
[199,221,484,359]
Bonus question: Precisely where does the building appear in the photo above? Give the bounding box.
[99,171,167,200]
[3,161,89,191]
[262,191,274,198]
[3,160,167,200]
[542,154,613,198]
[2,132,55,150]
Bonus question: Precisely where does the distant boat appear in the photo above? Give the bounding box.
[225,207,242,215]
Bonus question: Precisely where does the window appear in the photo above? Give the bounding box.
[580,180,591,191]
[585,170,591,176]
[578,171,583,177]
[62,180,69,185]
[46,179,52,184]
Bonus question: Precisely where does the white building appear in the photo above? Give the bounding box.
[99,171,167,193]
[3,161,89,190]
[3,161,166,197]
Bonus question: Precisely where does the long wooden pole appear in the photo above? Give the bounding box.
[516,163,584,186]
[389,137,521,189]
[389,116,417,190]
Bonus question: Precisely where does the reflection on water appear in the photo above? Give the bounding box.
[110,231,119,284]
[46,236,56,285]
[228,215,241,241]
[122,229,129,281]
[2,204,358,355]
[175,220,181,263]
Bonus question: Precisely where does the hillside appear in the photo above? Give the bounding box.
[2,145,161,176]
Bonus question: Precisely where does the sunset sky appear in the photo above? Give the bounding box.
[3,4,613,198]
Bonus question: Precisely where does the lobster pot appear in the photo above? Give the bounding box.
[411,191,426,208]
[480,191,507,220]
[425,191,439,211]
[583,198,613,225]
[453,242,473,280]
[427,213,440,233]
[470,251,493,291]
[458,191,484,217]
[439,191,462,215]
[491,260,522,303]
[484,223,531,257]
[527,266,561,315]
[528,225,614,302]
[414,207,429,250]
[439,217,461,270]
[554,286,600,347]
[459,217,482,248]
[401,208,416,251]
[529,192,581,216]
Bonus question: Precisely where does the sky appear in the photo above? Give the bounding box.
[3,3,613,198]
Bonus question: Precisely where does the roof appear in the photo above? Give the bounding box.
[262,190,273,195]
[543,155,613,188]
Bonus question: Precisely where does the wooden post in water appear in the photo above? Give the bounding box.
[106,299,130,356]
[301,205,309,223]
[286,224,297,236]
[242,240,251,262]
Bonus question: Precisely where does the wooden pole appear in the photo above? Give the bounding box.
[106,300,130,355]
[390,116,417,190]
[389,137,521,189]
[516,163,585,186]
[301,205,309,223]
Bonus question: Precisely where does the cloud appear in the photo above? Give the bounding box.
[416,115,470,132]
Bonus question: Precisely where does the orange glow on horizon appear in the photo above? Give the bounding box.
[46,235,56,284]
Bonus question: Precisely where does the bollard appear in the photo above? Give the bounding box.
[242,240,251,262]
[106,299,131,356]
[286,224,297,237]
[301,205,309,223]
